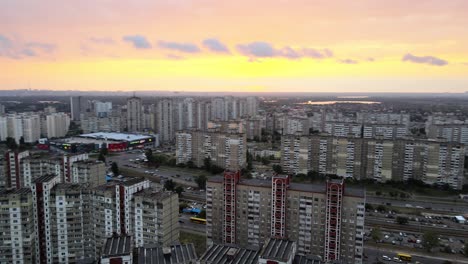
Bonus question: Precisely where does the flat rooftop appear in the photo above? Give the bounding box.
[208,176,365,198]
[138,244,197,264]
[102,235,132,257]
[80,132,153,142]
[259,238,295,262]
[199,244,260,264]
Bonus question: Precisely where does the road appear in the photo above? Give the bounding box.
[107,151,200,187]
[179,213,206,234]
[365,246,468,264]
[367,196,468,213]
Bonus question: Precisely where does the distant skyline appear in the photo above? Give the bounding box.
[1,0,468,93]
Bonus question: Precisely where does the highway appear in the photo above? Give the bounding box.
[367,196,468,213]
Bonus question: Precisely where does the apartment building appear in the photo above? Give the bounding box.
[280,135,465,189]
[132,189,179,247]
[3,151,92,190]
[0,188,35,264]
[127,96,142,132]
[175,130,246,170]
[206,172,365,263]
[46,112,70,138]
[323,122,362,138]
[28,175,179,264]
[156,98,174,142]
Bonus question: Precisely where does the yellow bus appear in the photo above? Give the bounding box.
[397,253,411,262]
[190,217,207,225]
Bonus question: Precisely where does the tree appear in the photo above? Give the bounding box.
[145,149,154,164]
[187,160,195,168]
[261,157,270,165]
[111,162,119,176]
[210,165,224,174]
[100,146,109,156]
[273,164,283,174]
[195,175,207,190]
[422,231,439,252]
[203,157,212,170]
[19,136,25,146]
[5,137,18,149]
[396,216,409,225]
[376,205,387,212]
[98,153,106,163]
[175,186,184,195]
[371,228,382,242]
[164,179,176,191]
[179,202,189,212]
[198,209,206,219]
[464,242,468,256]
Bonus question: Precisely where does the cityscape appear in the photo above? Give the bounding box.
[2,1,468,264]
[0,94,468,263]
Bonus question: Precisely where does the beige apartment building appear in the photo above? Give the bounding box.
[176,130,246,170]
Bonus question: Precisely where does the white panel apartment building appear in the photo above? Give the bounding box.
[0,188,35,264]
[46,112,70,138]
[281,135,465,189]
[27,175,179,264]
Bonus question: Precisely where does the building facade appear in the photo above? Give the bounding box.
[206,172,365,263]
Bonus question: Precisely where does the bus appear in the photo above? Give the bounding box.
[190,217,207,225]
[397,253,411,262]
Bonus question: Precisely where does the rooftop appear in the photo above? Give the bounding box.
[134,188,174,200]
[80,132,153,142]
[208,176,365,198]
[0,188,31,196]
[34,174,58,183]
[293,255,324,264]
[199,244,260,264]
[101,235,132,257]
[259,238,295,262]
[137,244,197,264]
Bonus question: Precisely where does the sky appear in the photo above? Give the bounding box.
[1,0,468,93]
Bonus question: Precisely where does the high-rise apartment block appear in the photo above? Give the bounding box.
[206,172,365,263]
[46,112,70,138]
[281,135,465,189]
[176,130,246,170]
[156,98,174,142]
[26,175,179,263]
[0,188,35,264]
[127,96,142,132]
[0,113,42,143]
[2,151,105,190]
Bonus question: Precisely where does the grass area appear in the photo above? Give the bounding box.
[180,231,207,257]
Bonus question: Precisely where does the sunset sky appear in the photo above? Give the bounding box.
[1,0,468,93]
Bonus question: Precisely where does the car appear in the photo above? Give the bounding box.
[382,255,391,261]
[178,220,184,223]
[393,257,402,262]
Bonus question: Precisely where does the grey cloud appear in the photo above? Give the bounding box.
[202,38,229,53]
[339,59,358,64]
[237,41,334,61]
[123,35,152,49]
[0,35,56,59]
[402,53,448,66]
[302,48,333,59]
[89,37,115,44]
[158,41,200,53]
[237,42,276,58]
[280,46,302,59]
